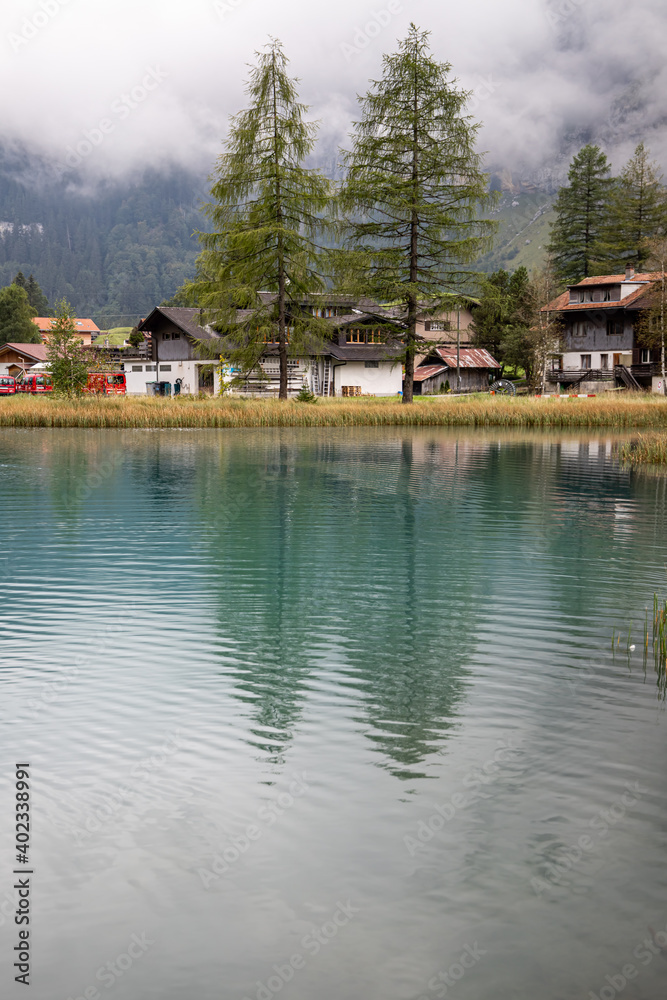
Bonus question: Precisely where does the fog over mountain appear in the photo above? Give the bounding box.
[1,0,666,189]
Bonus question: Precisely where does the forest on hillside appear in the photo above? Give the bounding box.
[0,154,209,326]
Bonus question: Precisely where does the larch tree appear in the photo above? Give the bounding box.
[547,144,614,285]
[604,144,667,271]
[187,39,333,399]
[339,24,496,403]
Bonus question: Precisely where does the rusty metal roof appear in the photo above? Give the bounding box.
[433,347,500,368]
[413,365,448,381]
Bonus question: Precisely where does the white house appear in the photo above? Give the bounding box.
[137,303,404,397]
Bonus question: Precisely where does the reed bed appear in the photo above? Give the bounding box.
[651,596,667,700]
[2,394,667,429]
[620,433,667,465]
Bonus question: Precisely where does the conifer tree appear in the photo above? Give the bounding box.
[635,237,667,395]
[46,300,91,395]
[604,144,667,271]
[187,40,333,399]
[0,284,40,346]
[340,25,496,403]
[547,145,613,285]
[26,274,50,315]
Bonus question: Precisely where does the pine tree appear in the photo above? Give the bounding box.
[340,25,496,403]
[0,284,41,346]
[604,144,667,271]
[547,145,613,285]
[187,39,333,399]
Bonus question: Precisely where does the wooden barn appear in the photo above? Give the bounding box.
[411,347,500,394]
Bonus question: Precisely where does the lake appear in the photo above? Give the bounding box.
[0,427,666,1000]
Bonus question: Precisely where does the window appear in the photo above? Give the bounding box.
[364,361,379,368]
[159,365,172,372]
[346,330,364,343]
[172,332,180,339]
[600,354,609,370]
[572,321,588,337]
[163,333,171,340]
[145,365,156,372]
[641,349,651,364]
[132,365,143,372]
[367,330,385,344]
[429,321,451,332]
[607,319,623,336]
[581,355,591,370]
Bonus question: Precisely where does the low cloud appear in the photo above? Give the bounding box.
[0,0,665,185]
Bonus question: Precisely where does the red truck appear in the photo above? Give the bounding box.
[17,373,53,393]
[0,375,16,395]
[84,372,126,395]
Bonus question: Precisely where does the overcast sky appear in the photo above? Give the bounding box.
[2,0,666,184]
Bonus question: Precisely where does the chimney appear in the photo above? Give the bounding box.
[625,263,635,281]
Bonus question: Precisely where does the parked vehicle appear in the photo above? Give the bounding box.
[17,373,53,393]
[0,375,16,395]
[84,372,126,395]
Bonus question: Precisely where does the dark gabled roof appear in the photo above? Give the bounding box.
[327,343,403,361]
[260,343,403,362]
[138,307,221,341]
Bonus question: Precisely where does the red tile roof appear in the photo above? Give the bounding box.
[32,317,100,333]
[543,284,656,312]
[0,342,48,361]
[576,272,661,285]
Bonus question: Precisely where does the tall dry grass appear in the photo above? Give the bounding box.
[2,394,667,429]
[620,434,667,465]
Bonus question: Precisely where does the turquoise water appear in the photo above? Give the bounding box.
[0,427,666,1000]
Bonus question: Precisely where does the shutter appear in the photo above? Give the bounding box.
[424,322,431,331]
